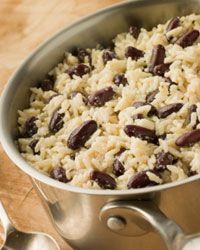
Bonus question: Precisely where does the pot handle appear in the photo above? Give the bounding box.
[99,200,200,250]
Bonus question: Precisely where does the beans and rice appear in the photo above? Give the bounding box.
[17,14,200,190]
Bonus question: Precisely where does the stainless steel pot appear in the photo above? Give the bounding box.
[1,1,200,249]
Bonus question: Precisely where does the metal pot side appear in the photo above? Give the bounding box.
[1,0,200,249]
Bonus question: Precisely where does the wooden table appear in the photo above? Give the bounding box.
[0,1,121,249]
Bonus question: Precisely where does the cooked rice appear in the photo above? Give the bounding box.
[18,14,200,189]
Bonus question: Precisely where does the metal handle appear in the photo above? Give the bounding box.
[0,201,15,236]
[99,200,200,250]
[181,234,200,250]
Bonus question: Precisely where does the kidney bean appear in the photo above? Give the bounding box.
[88,87,115,107]
[124,125,158,144]
[112,159,125,177]
[176,129,200,147]
[70,91,88,104]
[166,17,180,33]
[176,29,199,48]
[154,151,177,172]
[29,139,39,154]
[132,113,144,120]
[114,147,126,157]
[50,167,69,183]
[39,78,54,91]
[90,170,116,189]
[158,133,167,140]
[75,48,91,63]
[67,120,98,150]
[70,154,76,160]
[49,110,65,134]
[66,64,90,78]
[148,105,158,117]
[146,89,159,103]
[129,26,140,39]
[158,103,183,118]
[127,171,158,189]
[24,116,38,137]
[153,63,171,76]
[102,49,116,64]
[188,170,197,177]
[190,104,197,113]
[149,45,166,73]
[113,73,128,86]
[125,46,144,60]
[189,104,199,129]
[132,101,157,117]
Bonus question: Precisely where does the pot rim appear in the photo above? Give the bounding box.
[0,0,199,196]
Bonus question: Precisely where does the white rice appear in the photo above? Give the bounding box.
[18,14,200,190]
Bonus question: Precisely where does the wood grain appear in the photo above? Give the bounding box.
[0,0,121,249]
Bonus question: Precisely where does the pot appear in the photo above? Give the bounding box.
[1,0,200,249]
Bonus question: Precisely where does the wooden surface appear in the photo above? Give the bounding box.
[0,0,122,249]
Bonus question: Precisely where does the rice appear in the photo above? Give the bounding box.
[17,14,200,190]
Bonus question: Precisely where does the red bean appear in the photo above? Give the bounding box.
[188,170,197,177]
[132,101,157,117]
[66,64,90,78]
[29,139,39,155]
[114,147,126,157]
[189,104,199,129]
[153,63,171,76]
[176,29,199,48]
[113,73,128,86]
[132,113,144,120]
[124,125,158,144]
[67,120,98,150]
[146,89,159,103]
[90,170,116,189]
[127,171,158,189]
[24,117,38,137]
[50,167,69,183]
[70,154,75,160]
[158,103,183,118]
[149,45,166,73]
[102,49,116,64]
[146,105,157,117]
[112,159,125,177]
[125,46,144,60]
[154,151,177,172]
[75,48,91,63]
[49,110,65,134]
[158,133,167,140]
[176,129,200,147]
[190,104,197,113]
[129,26,140,39]
[88,87,115,107]
[39,78,54,91]
[166,17,180,33]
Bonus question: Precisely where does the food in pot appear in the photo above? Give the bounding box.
[17,14,200,190]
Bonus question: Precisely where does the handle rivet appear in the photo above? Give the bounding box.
[107,216,126,231]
